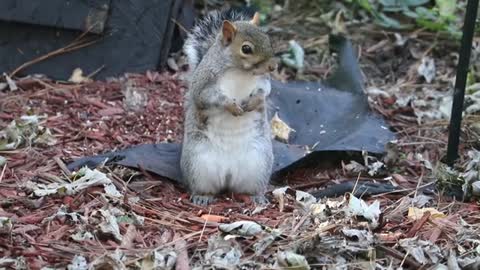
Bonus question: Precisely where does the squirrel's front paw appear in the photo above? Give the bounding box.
[225,102,244,116]
[251,87,266,97]
[243,90,265,112]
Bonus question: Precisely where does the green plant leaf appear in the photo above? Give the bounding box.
[356,0,374,12]
[415,6,438,20]
[375,12,410,29]
[380,0,429,8]
[406,0,431,6]
[416,18,446,31]
[402,8,420,18]
[436,0,456,19]
[116,215,135,224]
[251,0,273,15]
[467,71,476,88]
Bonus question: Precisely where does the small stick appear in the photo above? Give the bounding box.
[37,172,65,183]
[291,213,310,234]
[9,30,100,78]
[377,245,422,269]
[86,65,106,79]
[198,208,211,243]
[429,227,442,243]
[171,18,189,34]
[351,172,362,196]
[406,211,431,238]
[0,163,6,183]
[413,172,424,199]
[53,156,72,177]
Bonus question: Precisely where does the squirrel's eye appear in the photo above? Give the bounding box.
[242,44,253,55]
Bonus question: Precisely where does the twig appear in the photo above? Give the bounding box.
[371,182,435,198]
[198,208,211,243]
[87,65,106,79]
[377,245,422,269]
[37,172,66,184]
[400,250,410,269]
[414,172,424,199]
[9,32,100,78]
[143,217,190,231]
[171,18,189,35]
[291,213,310,234]
[406,211,431,238]
[0,150,23,154]
[0,163,6,183]
[351,172,362,196]
[398,141,446,146]
[133,204,191,224]
[53,156,72,177]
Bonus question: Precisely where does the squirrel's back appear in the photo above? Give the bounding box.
[184,9,253,71]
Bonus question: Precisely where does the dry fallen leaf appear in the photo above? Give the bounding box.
[0,156,6,167]
[3,73,17,91]
[275,251,310,270]
[68,68,92,84]
[67,255,88,270]
[271,112,295,143]
[218,221,263,236]
[205,235,242,266]
[408,207,446,220]
[0,82,7,91]
[30,167,122,198]
[346,193,381,227]
[272,186,288,212]
[417,57,436,83]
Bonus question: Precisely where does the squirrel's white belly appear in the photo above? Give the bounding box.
[198,111,268,194]
[218,69,260,100]
[208,110,259,141]
[190,71,269,194]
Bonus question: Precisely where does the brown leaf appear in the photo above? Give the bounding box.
[120,224,137,249]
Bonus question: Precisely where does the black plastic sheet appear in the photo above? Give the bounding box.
[0,0,187,80]
[68,35,396,183]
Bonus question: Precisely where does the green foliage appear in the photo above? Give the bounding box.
[345,0,462,38]
[250,0,274,24]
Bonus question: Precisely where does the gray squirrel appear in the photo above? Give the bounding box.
[180,9,277,205]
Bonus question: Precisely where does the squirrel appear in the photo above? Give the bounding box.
[180,9,278,205]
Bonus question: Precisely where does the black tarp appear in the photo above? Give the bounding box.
[0,0,192,80]
[67,35,396,184]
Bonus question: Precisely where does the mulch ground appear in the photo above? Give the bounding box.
[1,68,478,269]
[1,9,480,270]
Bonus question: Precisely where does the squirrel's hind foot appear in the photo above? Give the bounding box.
[251,195,269,205]
[191,195,216,206]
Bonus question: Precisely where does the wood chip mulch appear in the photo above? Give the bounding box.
[0,70,479,269]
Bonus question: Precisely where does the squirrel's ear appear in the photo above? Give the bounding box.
[222,20,236,46]
[250,12,260,26]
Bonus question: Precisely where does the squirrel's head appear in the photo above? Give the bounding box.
[220,12,277,75]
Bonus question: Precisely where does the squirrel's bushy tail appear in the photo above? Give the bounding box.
[184,9,251,71]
